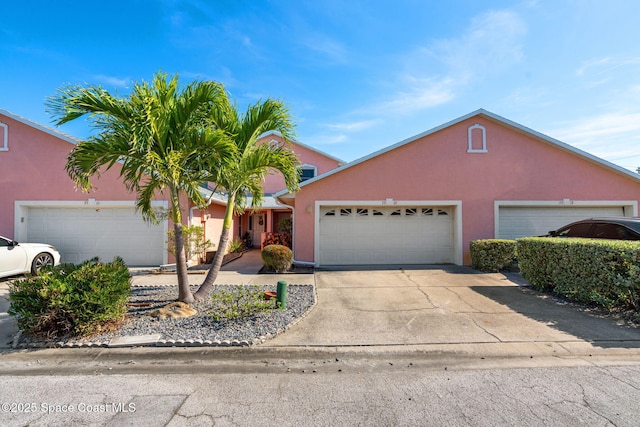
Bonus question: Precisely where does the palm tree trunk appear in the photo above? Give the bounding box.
[193,195,235,300]
[174,222,194,304]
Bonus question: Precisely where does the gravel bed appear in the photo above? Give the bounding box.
[17,283,315,347]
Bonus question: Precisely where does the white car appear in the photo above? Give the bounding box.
[0,235,61,278]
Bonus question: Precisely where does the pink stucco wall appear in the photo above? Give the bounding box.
[259,134,342,194]
[0,112,173,239]
[289,114,640,264]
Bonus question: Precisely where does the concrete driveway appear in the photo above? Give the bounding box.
[264,266,640,359]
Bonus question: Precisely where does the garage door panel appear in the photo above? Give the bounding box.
[319,205,454,265]
[498,206,625,240]
[27,207,164,266]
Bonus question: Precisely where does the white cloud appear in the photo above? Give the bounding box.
[92,75,130,88]
[325,120,379,132]
[375,77,456,115]
[434,10,526,80]
[299,34,347,63]
[303,133,349,146]
[548,112,640,170]
[363,9,526,118]
[577,56,640,77]
[551,112,640,143]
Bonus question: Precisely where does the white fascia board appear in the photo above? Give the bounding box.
[0,108,82,145]
[478,110,640,183]
[280,108,640,200]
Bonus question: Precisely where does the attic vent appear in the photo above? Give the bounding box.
[467,123,487,153]
[0,122,7,151]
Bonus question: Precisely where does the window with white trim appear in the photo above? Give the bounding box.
[0,122,7,151]
[298,164,317,182]
[467,123,487,153]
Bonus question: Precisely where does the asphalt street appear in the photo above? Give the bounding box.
[2,252,640,425]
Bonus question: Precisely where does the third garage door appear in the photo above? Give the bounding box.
[318,206,454,266]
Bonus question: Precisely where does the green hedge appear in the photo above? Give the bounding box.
[516,237,640,310]
[470,239,517,272]
[9,257,131,339]
[261,244,293,273]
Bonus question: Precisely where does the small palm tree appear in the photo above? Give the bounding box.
[193,97,300,300]
[47,71,233,303]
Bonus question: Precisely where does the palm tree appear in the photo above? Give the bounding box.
[193,97,300,300]
[46,72,233,304]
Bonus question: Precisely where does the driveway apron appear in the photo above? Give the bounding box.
[264,266,640,353]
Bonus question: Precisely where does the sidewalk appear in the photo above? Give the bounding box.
[3,255,640,369]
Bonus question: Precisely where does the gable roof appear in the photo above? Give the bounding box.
[259,130,345,165]
[275,108,640,199]
[0,108,81,145]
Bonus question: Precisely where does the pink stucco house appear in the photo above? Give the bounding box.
[276,109,640,266]
[0,109,341,266]
[189,132,343,252]
[0,109,171,266]
[4,107,640,267]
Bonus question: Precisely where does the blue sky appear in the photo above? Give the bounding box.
[2,0,640,170]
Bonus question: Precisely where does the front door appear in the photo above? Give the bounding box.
[250,213,265,247]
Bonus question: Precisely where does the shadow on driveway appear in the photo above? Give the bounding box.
[472,273,640,349]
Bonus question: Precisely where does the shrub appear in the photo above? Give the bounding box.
[228,238,245,253]
[517,237,640,310]
[470,239,517,272]
[261,244,293,273]
[208,286,272,320]
[8,257,131,339]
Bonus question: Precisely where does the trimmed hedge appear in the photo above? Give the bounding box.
[516,237,640,310]
[261,244,293,273]
[8,257,131,339]
[470,239,517,272]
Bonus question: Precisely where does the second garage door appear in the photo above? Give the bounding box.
[497,205,626,240]
[318,206,454,265]
[26,206,166,266]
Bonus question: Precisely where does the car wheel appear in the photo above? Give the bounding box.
[31,252,54,275]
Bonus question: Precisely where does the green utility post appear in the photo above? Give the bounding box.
[276,281,288,309]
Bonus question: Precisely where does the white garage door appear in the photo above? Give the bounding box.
[26,207,165,266]
[498,206,625,240]
[318,206,454,265]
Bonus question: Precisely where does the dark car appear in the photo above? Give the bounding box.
[546,217,640,240]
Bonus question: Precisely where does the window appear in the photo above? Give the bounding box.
[357,208,369,216]
[339,208,352,216]
[299,164,317,182]
[405,208,417,216]
[556,222,593,237]
[372,209,384,216]
[0,123,7,151]
[467,123,487,153]
[325,209,336,216]
[592,224,640,240]
[268,138,282,149]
